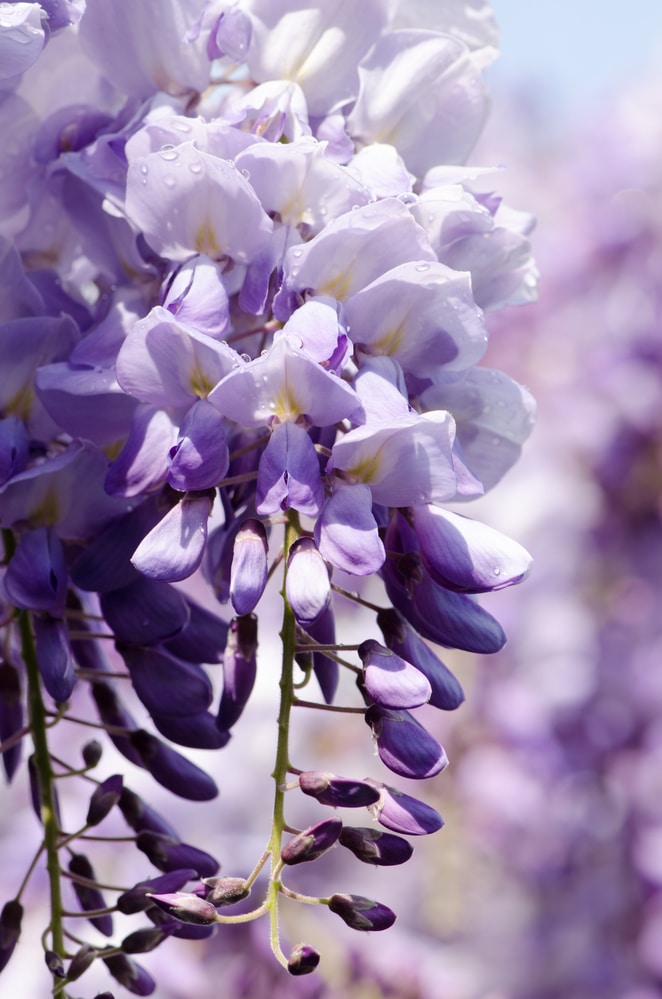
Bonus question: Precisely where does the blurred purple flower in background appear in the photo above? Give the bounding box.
[0,0,546,995]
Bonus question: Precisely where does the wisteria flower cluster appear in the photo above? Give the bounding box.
[0,0,536,995]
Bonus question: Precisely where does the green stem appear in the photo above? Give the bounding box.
[266,512,300,968]
[19,610,66,965]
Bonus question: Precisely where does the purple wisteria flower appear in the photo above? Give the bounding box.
[0,0,536,993]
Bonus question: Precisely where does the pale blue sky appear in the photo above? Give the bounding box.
[487,2,662,122]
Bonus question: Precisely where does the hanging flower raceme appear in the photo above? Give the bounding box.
[0,0,536,992]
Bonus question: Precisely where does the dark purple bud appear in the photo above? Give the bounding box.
[136,831,219,878]
[150,710,231,750]
[216,614,258,730]
[118,787,179,838]
[121,927,170,954]
[163,597,229,664]
[358,639,431,709]
[230,519,268,615]
[67,943,96,981]
[338,826,413,866]
[45,949,66,977]
[68,854,113,937]
[118,644,213,719]
[377,608,464,710]
[103,954,156,996]
[0,415,29,487]
[328,894,396,932]
[82,739,103,768]
[146,892,218,926]
[298,771,381,808]
[287,942,320,976]
[365,705,448,779]
[295,602,338,704]
[90,683,142,766]
[365,780,444,836]
[286,538,330,628]
[86,774,123,826]
[281,817,342,865]
[145,904,215,940]
[94,994,115,999]
[117,870,198,915]
[129,730,219,801]
[33,614,76,703]
[100,577,190,646]
[200,876,251,907]
[0,899,22,972]
[0,660,23,781]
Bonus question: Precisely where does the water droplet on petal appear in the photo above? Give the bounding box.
[159,145,179,162]
[164,175,176,189]
[415,262,430,272]
[493,567,501,576]
[140,164,149,176]
[189,161,203,175]
[240,168,251,180]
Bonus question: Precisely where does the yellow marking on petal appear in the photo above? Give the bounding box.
[5,385,35,422]
[342,452,382,485]
[318,270,353,302]
[373,321,406,356]
[194,218,222,258]
[273,384,303,422]
[189,363,216,399]
[31,487,60,528]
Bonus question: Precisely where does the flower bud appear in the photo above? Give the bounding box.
[328,893,396,931]
[365,780,443,836]
[338,826,413,866]
[82,739,103,768]
[44,949,66,977]
[69,854,113,937]
[117,869,198,915]
[285,537,330,627]
[0,899,22,973]
[298,771,381,808]
[365,705,448,779]
[146,892,219,926]
[136,830,219,878]
[287,942,320,976]
[200,876,251,907]
[103,953,156,995]
[86,774,123,826]
[67,943,96,982]
[121,927,170,954]
[230,518,268,615]
[358,639,431,708]
[216,614,258,731]
[281,817,342,865]
[0,661,23,782]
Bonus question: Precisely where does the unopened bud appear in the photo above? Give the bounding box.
[298,771,381,808]
[287,942,320,976]
[86,774,123,826]
[0,898,22,972]
[82,739,103,768]
[201,876,250,907]
[121,926,170,954]
[281,817,342,865]
[147,892,219,926]
[328,893,396,931]
[338,826,413,866]
[44,949,66,978]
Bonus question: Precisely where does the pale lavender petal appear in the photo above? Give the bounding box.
[131,494,213,582]
[256,421,324,518]
[105,405,176,497]
[230,519,268,616]
[330,412,457,507]
[167,400,229,492]
[315,483,384,576]
[285,537,330,628]
[358,639,431,709]
[412,504,532,592]
[125,143,273,264]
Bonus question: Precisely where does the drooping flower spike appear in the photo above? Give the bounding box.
[0,0,535,992]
